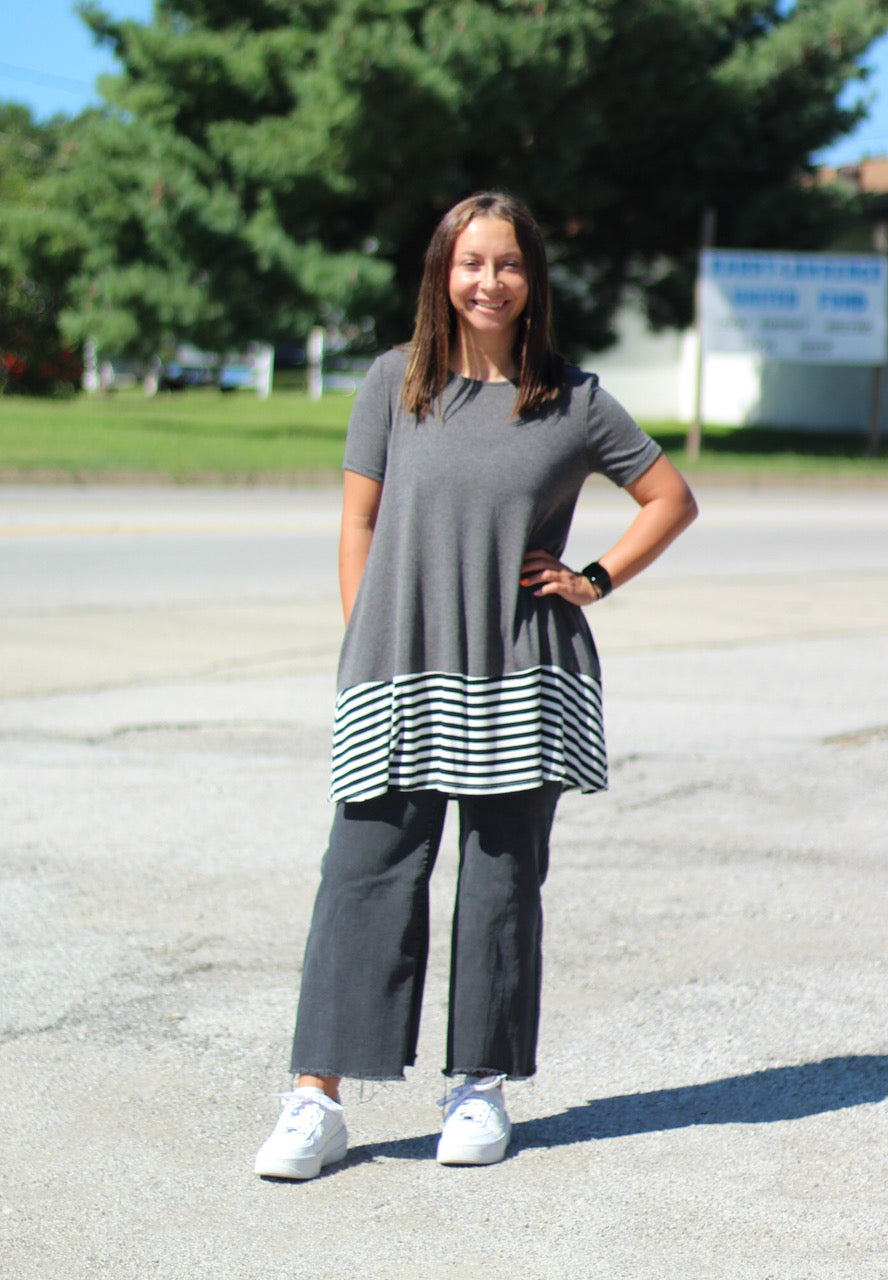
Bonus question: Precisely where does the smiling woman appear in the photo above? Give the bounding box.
[401,191,564,420]
[447,217,530,367]
[253,189,698,1182]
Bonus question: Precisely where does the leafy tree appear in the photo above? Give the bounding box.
[17,0,888,360]
[0,105,83,393]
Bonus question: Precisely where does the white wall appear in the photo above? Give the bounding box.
[582,299,685,421]
[586,296,886,435]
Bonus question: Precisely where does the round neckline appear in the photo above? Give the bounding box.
[449,370,518,388]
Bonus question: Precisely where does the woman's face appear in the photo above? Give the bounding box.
[448,216,529,344]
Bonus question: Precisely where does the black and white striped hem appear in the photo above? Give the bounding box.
[329,665,607,803]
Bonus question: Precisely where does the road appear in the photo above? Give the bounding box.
[1,481,887,1280]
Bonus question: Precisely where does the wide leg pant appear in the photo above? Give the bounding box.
[290,783,561,1081]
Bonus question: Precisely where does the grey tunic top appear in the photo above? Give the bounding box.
[330,347,661,802]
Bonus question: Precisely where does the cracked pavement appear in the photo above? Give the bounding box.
[1,481,887,1279]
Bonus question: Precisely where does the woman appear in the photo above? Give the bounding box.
[255,191,697,1178]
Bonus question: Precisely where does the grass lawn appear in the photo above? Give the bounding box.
[2,386,887,483]
[0,386,352,481]
[646,423,888,485]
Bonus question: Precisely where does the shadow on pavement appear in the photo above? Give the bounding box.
[259,1056,887,1178]
[328,1055,888,1170]
[513,1054,888,1150]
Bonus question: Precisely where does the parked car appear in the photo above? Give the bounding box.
[154,360,218,391]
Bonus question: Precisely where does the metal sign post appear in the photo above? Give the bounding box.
[689,207,716,462]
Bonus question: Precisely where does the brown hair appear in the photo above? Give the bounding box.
[400,191,564,419]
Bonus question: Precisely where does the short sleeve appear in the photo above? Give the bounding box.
[341,352,399,481]
[587,381,662,487]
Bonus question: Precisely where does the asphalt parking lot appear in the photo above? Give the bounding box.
[1,481,887,1279]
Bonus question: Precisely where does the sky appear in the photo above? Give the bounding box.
[3,0,888,167]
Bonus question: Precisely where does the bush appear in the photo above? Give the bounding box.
[0,273,82,396]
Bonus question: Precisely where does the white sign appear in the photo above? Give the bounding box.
[701,250,888,365]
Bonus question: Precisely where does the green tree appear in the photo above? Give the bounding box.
[0,105,83,393]
[19,0,888,360]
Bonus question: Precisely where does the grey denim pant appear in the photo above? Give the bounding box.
[290,783,561,1081]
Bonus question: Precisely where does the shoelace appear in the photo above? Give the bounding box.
[275,1090,340,1137]
[438,1075,505,1122]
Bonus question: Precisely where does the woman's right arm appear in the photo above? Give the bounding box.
[339,469,384,625]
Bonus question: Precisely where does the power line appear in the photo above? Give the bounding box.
[0,62,95,96]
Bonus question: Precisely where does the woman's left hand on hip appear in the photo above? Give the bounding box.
[520,550,598,606]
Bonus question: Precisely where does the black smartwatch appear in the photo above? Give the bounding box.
[580,561,613,599]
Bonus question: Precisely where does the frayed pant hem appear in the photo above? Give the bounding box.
[292,1068,408,1083]
[443,1066,536,1081]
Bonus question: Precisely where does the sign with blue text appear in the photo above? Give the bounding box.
[701,250,888,364]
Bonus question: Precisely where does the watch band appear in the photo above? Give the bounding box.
[580,561,613,599]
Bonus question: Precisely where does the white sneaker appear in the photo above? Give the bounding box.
[436,1075,511,1165]
[254,1087,348,1180]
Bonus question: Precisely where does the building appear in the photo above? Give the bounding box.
[588,163,888,438]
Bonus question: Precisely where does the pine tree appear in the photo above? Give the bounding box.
[14,0,888,359]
